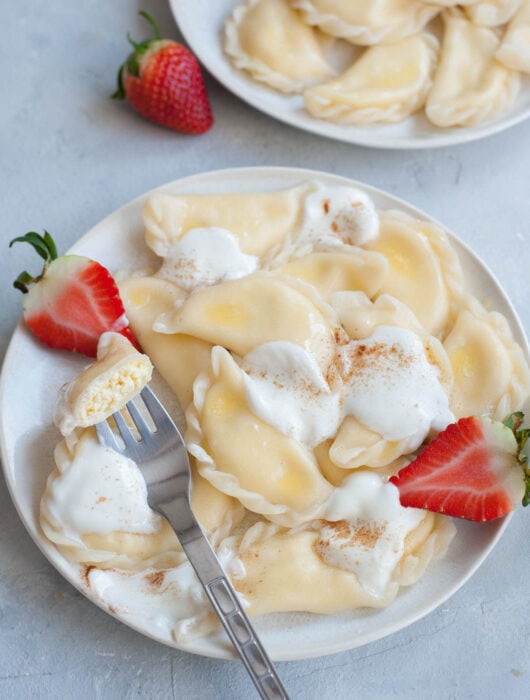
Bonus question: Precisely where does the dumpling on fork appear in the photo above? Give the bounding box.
[290,0,441,46]
[425,11,521,127]
[224,0,335,94]
[304,33,439,124]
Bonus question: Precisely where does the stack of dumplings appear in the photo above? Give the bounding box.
[224,0,529,128]
[40,179,530,644]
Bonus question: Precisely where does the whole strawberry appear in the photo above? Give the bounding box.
[113,11,213,135]
[10,231,139,357]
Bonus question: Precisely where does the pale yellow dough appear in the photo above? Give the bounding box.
[465,0,523,26]
[426,11,520,127]
[304,33,439,124]
[496,0,530,72]
[187,347,333,527]
[143,183,310,259]
[224,0,335,94]
[289,0,441,45]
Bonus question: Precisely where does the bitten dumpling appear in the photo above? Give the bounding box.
[465,0,522,26]
[304,33,439,124]
[496,0,530,73]
[290,0,441,46]
[425,11,520,127]
[53,332,153,437]
[224,0,334,94]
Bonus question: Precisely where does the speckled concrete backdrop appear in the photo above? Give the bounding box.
[1,1,529,698]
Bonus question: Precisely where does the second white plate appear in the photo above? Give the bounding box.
[171,0,530,149]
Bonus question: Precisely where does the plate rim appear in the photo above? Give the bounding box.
[0,165,527,661]
[170,0,530,150]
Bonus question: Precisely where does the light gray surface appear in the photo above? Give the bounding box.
[1,1,529,698]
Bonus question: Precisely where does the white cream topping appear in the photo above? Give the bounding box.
[237,326,452,450]
[241,341,342,448]
[47,438,162,545]
[340,326,454,445]
[299,183,379,249]
[157,226,259,291]
[86,536,247,642]
[88,562,212,641]
[318,471,425,597]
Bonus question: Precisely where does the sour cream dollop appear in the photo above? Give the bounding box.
[300,183,379,248]
[318,471,425,597]
[157,226,259,291]
[237,325,452,451]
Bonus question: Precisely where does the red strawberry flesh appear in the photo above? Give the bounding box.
[389,416,525,521]
[23,255,138,357]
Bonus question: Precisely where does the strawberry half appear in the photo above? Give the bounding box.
[10,231,139,358]
[113,11,213,135]
[389,414,530,522]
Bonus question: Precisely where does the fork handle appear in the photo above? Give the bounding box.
[158,502,289,700]
[186,537,289,700]
[204,573,289,700]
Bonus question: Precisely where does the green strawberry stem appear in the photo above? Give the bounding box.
[9,231,59,293]
[137,11,161,41]
[113,11,163,99]
[504,412,530,506]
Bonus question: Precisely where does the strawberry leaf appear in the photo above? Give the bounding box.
[10,230,60,291]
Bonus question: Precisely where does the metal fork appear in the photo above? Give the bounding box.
[95,386,289,700]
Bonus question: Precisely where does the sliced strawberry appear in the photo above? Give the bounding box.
[389,414,530,522]
[10,231,139,357]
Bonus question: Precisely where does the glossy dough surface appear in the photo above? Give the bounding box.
[304,33,439,124]
[426,11,520,127]
[224,0,335,93]
[222,0,526,129]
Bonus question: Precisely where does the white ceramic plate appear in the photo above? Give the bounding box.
[171,0,530,149]
[1,167,529,661]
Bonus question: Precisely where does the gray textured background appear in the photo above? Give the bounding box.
[1,1,529,698]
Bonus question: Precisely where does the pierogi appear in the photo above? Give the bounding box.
[40,180,530,645]
[223,0,527,129]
